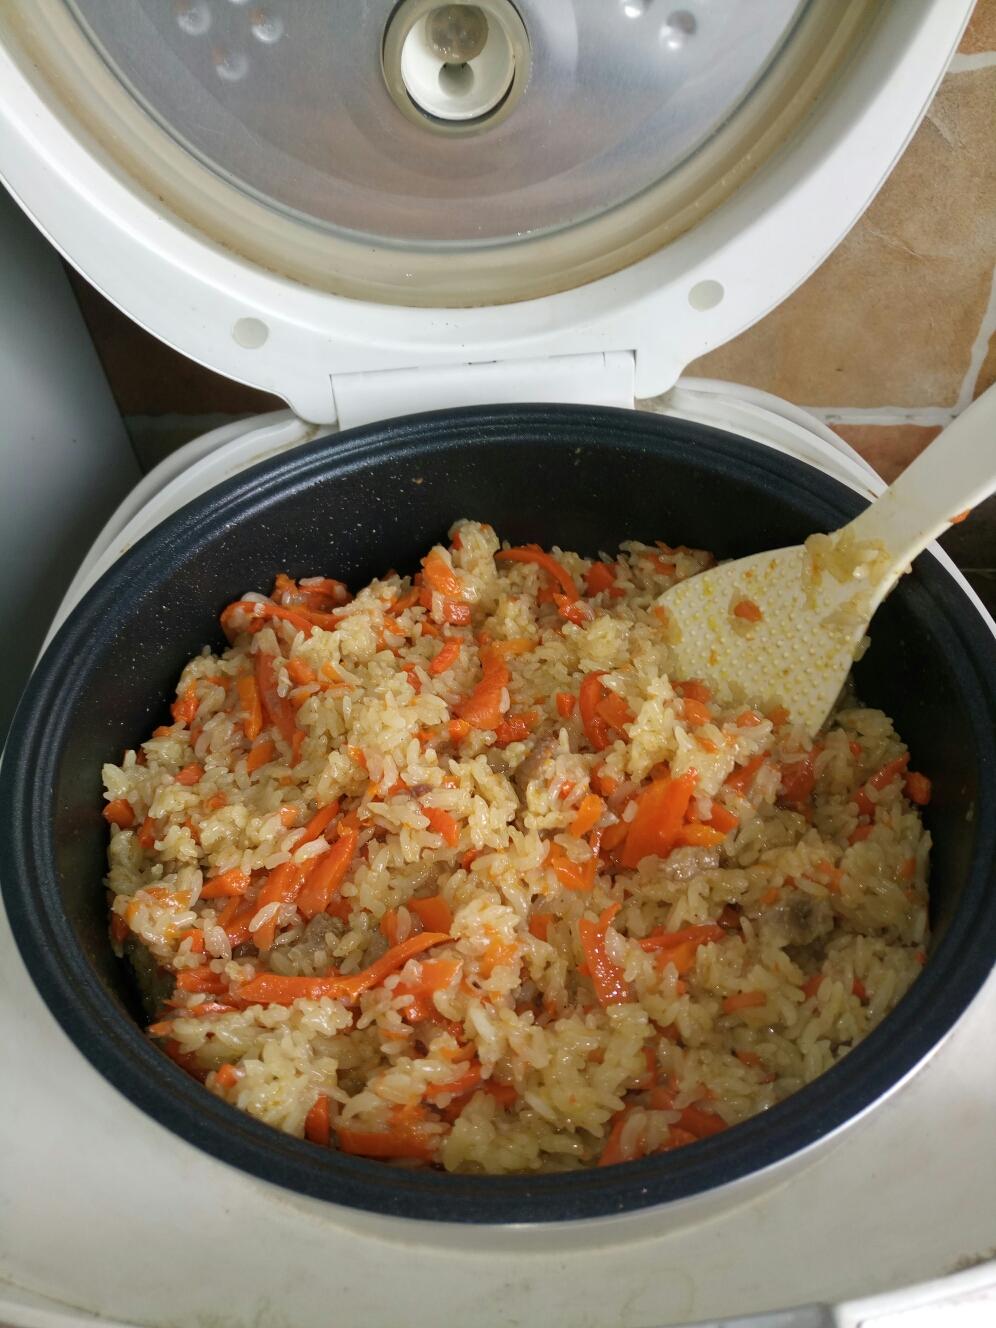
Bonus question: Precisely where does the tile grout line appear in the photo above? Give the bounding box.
[955,262,996,412]
[948,50,996,72]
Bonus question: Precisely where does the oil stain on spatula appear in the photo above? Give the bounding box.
[659,385,996,736]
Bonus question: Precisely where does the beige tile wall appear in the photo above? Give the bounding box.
[671,0,996,498]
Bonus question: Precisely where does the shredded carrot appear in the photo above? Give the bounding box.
[596,690,634,734]
[336,1121,436,1162]
[296,826,359,920]
[724,754,766,797]
[578,904,628,1007]
[638,923,724,975]
[899,856,916,882]
[676,1104,727,1139]
[295,800,340,847]
[454,646,510,731]
[235,931,450,1006]
[950,508,971,524]
[733,598,763,622]
[304,1093,331,1146]
[252,860,306,951]
[597,1109,641,1167]
[780,747,820,809]
[425,1061,482,1101]
[682,698,712,727]
[768,705,791,727]
[448,718,471,744]
[199,867,252,899]
[103,798,134,829]
[214,1063,241,1090]
[706,804,738,834]
[423,806,460,847]
[548,842,597,892]
[579,671,611,751]
[736,710,763,728]
[236,675,263,741]
[852,978,868,1001]
[853,754,909,816]
[570,794,605,838]
[255,651,304,764]
[179,928,205,953]
[676,822,727,848]
[428,638,461,676]
[735,1049,762,1069]
[110,914,129,943]
[492,637,536,659]
[904,771,932,806]
[529,913,553,942]
[676,680,712,703]
[722,990,767,1014]
[584,562,617,596]
[621,771,698,868]
[246,739,276,774]
[849,823,874,844]
[802,972,823,1001]
[494,709,540,747]
[204,792,228,811]
[460,847,481,872]
[176,967,228,995]
[175,763,204,786]
[410,895,453,933]
[422,550,465,600]
[286,658,317,686]
[380,908,402,948]
[496,545,578,600]
[555,691,576,719]
[171,684,199,726]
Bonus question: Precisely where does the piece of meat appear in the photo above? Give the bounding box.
[512,735,562,800]
[756,893,834,947]
[123,934,176,1021]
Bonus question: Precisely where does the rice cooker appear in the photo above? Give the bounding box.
[1,3,995,1326]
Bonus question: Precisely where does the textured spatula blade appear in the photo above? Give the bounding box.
[660,546,875,734]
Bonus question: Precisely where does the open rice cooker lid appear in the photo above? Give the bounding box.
[0,0,973,425]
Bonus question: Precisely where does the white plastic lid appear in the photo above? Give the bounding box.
[0,1,973,422]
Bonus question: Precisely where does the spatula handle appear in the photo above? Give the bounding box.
[845,383,996,596]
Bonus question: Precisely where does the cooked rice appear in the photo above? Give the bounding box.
[102,521,931,1172]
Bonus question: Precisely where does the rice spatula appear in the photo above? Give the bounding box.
[658,385,996,736]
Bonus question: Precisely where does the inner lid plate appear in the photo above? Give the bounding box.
[51,0,874,304]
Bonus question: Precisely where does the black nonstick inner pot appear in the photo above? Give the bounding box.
[3,405,995,1225]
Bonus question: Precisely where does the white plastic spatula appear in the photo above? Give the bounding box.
[660,384,996,736]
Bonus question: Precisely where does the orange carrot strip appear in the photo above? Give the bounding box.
[171,684,199,726]
[410,895,453,933]
[425,1061,482,1101]
[252,860,306,951]
[722,990,767,1014]
[578,904,628,1007]
[555,692,576,719]
[454,646,509,731]
[235,932,450,1006]
[548,842,597,892]
[236,675,263,741]
[199,867,252,899]
[304,1093,331,1146]
[422,550,465,600]
[176,967,228,995]
[296,826,359,920]
[295,800,340,847]
[246,739,276,774]
[675,822,727,848]
[493,710,540,747]
[175,763,204,786]
[255,651,304,763]
[570,794,605,838]
[706,804,738,834]
[584,562,617,596]
[103,798,134,829]
[428,638,461,676]
[579,671,610,751]
[286,658,317,686]
[528,913,553,942]
[904,771,932,806]
[495,546,578,600]
[621,771,698,869]
[724,754,767,797]
[422,806,460,846]
[336,1123,436,1162]
[214,1063,241,1090]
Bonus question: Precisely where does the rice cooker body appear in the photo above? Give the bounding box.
[3,404,994,1225]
